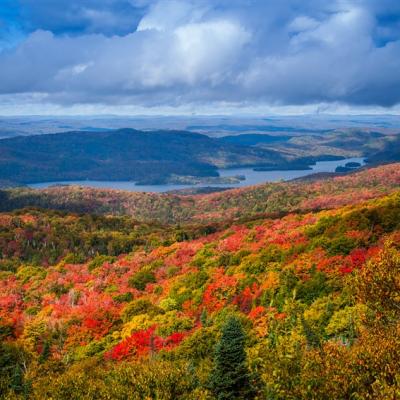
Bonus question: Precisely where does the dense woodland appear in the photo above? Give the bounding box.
[219,129,396,162]
[1,128,399,187]
[0,163,400,399]
[2,163,400,223]
[0,129,286,185]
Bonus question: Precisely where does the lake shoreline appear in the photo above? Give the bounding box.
[28,157,366,193]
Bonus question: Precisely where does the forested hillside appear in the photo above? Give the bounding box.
[366,135,400,164]
[2,163,400,223]
[218,129,394,161]
[0,129,286,185]
[1,164,400,399]
[3,127,397,187]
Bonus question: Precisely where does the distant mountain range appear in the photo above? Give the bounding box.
[1,115,399,139]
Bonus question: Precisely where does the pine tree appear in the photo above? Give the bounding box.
[208,316,255,399]
[200,308,208,327]
[301,315,321,349]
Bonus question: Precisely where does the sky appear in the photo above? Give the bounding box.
[0,0,400,116]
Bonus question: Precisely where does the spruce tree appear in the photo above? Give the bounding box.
[301,315,321,349]
[208,316,255,399]
[200,308,208,327]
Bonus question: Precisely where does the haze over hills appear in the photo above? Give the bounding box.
[1,114,400,139]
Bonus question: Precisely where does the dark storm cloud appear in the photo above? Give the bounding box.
[0,0,400,111]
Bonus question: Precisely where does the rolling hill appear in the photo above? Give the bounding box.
[2,163,400,224]
[0,129,287,185]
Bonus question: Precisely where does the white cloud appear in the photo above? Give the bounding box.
[0,0,399,114]
[137,0,207,31]
[288,16,319,33]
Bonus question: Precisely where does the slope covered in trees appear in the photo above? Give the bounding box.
[0,129,288,185]
[0,209,219,269]
[218,128,395,162]
[2,163,400,223]
[1,176,400,398]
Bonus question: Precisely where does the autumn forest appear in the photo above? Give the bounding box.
[0,163,399,399]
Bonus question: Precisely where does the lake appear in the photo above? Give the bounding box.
[29,157,365,193]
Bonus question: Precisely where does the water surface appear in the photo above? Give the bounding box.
[29,157,365,193]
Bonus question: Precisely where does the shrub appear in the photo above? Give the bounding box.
[122,299,163,322]
[128,270,156,291]
[88,255,116,271]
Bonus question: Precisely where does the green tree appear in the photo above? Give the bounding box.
[301,315,321,349]
[208,316,255,399]
[128,270,156,291]
[200,308,208,327]
[356,242,400,322]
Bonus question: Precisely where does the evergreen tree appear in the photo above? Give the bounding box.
[200,308,208,327]
[301,315,321,349]
[208,316,255,399]
[39,340,51,363]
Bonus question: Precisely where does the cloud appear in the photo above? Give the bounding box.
[0,0,400,113]
[15,0,150,36]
